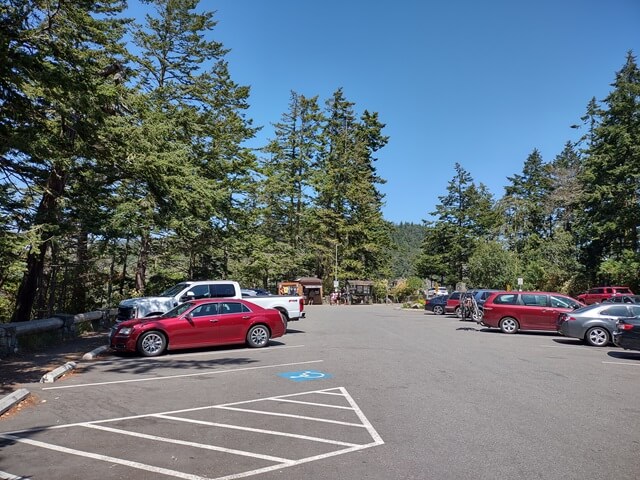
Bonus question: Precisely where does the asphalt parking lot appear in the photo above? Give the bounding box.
[1,305,639,480]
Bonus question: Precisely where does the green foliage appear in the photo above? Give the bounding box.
[0,5,638,324]
[415,163,497,285]
[467,241,519,290]
[389,222,427,278]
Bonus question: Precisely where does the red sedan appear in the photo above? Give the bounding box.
[110,298,287,357]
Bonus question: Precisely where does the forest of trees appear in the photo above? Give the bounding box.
[1,1,638,322]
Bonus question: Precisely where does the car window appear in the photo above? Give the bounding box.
[219,302,250,314]
[617,288,632,294]
[210,283,237,298]
[494,294,518,305]
[522,294,548,307]
[630,305,640,316]
[550,295,574,308]
[450,292,460,300]
[600,306,630,317]
[190,303,219,317]
[189,284,210,299]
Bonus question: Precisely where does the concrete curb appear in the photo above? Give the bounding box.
[82,344,109,360]
[1,344,109,417]
[40,361,77,383]
[0,388,30,417]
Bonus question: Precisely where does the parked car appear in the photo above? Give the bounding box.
[117,280,304,323]
[576,286,634,305]
[436,287,449,296]
[481,291,583,334]
[425,295,449,315]
[110,298,287,357]
[613,317,640,351]
[602,295,640,304]
[445,291,462,315]
[557,303,640,346]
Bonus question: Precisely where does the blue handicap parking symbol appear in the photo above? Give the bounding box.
[278,370,332,382]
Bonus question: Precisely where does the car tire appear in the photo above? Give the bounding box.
[454,306,461,317]
[247,324,270,348]
[137,331,167,357]
[433,305,444,315]
[499,317,519,334]
[585,326,610,347]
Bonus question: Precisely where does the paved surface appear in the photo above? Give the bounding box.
[0,331,110,394]
[1,305,639,480]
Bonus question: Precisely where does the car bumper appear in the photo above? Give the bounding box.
[613,332,640,350]
[559,321,585,340]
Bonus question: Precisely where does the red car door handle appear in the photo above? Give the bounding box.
[209,319,219,323]
[242,315,251,319]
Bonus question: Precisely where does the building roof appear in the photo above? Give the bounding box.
[295,277,323,286]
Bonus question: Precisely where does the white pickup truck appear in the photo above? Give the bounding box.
[117,280,305,322]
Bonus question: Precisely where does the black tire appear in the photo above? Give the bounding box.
[433,305,444,315]
[137,331,167,357]
[499,317,519,334]
[585,326,610,347]
[246,324,270,348]
[454,306,461,317]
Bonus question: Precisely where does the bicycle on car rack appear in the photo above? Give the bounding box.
[459,291,483,322]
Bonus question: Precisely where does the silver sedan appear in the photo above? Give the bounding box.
[557,303,640,346]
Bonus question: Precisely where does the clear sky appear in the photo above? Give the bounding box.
[135,1,640,224]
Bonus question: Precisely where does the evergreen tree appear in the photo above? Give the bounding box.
[499,149,553,254]
[119,0,257,292]
[415,163,496,286]
[2,0,127,321]
[578,51,640,288]
[310,89,391,286]
[255,91,323,283]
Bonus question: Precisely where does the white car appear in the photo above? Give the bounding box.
[436,287,449,296]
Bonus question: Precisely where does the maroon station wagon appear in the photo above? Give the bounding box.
[481,291,583,334]
[110,298,287,357]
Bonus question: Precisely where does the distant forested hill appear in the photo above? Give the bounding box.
[389,222,426,279]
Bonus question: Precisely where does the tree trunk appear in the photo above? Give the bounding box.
[135,232,150,294]
[11,166,66,322]
[71,230,89,312]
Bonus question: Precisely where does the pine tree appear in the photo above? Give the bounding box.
[2,0,127,321]
[415,163,495,286]
[578,51,640,287]
[310,89,391,285]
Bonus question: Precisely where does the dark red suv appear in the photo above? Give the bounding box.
[482,291,583,334]
[576,286,634,305]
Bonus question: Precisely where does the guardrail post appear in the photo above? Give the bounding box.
[53,314,77,339]
[0,325,18,357]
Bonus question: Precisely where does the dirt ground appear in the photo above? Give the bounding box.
[0,331,110,395]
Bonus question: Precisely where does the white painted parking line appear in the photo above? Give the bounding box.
[154,414,360,447]
[602,361,640,366]
[266,398,354,409]
[1,387,383,480]
[42,360,324,390]
[0,433,213,480]
[212,406,366,427]
[0,470,28,480]
[83,424,292,463]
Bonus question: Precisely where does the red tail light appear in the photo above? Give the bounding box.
[299,298,304,312]
[618,323,634,331]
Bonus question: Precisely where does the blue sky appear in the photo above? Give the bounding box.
[134,1,640,224]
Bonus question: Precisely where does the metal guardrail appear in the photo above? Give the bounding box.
[0,308,117,357]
